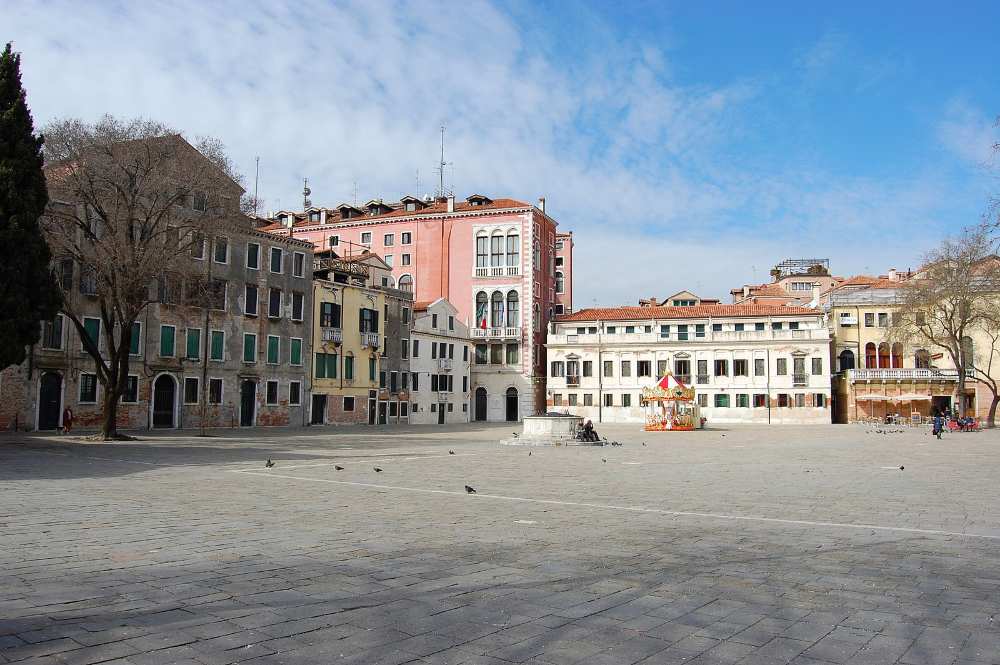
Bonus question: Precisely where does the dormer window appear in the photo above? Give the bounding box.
[405,202,416,212]
[466,194,493,207]
[308,211,320,222]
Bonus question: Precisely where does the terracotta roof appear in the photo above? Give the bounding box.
[838,275,880,287]
[413,300,433,311]
[556,304,821,322]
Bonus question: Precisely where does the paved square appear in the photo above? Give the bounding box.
[3,424,1000,665]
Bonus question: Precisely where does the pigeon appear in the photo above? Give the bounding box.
[449,450,455,455]
[602,458,607,463]
[374,466,383,473]
[899,466,904,471]
[465,485,477,494]
[334,465,344,471]
[265,459,275,468]
[642,442,647,447]
[528,451,532,456]
[512,432,519,438]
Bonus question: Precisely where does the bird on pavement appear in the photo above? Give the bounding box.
[528,451,532,456]
[449,450,455,455]
[374,466,383,472]
[265,459,275,468]
[602,458,607,463]
[334,465,344,471]
[465,485,477,494]
[642,442,647,447]
[512,432,519,438]
[899,466,905,471]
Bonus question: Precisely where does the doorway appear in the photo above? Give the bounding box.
[438,404,446,424]
[152,375,176,428]
[240,380,256,427]
[311,394,326,425]
[505,387,518,422]
[474,387,487,422]
[38,372,62,430]
[378,401,387,424]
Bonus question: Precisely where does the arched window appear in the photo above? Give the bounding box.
[865,343,877,369]
[555,270,564,294]
[533,303,540,330]
[475,291,488,328]
[891,343,903,368]
[878,342,890,368]
[398,274,413,292]
[475,233,488,268]
[506,234,519,269]
[839,350,855,371]
[915,349,930,369]
[961,336,975,369]
[506,290,519,327]
[490,232,504,267]
[533,241,540,269]
[491,291,504,327]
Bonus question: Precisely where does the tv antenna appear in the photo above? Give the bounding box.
[435,125,453,198]
[302,178,311,209]
[352,180,358,206]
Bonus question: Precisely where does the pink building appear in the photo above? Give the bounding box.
[555,231,573,315]
[260,194,573,421]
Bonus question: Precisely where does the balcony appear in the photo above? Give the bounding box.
[566,375,580,386]
[438,358,453,370]
[696,375,709,385]
[473,326,521,339]
[321,327,342,344]
[847,368,963,381]
[793,373,808,386]
[438,392,450,402]
[675,374,691,385]
[360,331,380,348]
[474,265,520,278]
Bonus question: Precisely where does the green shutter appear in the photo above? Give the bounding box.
[330,353,338,378]
[267,336,279,364]
[369,357,376,380]
[160,325,175,357]
[345,356,354,380]
[210,331,224,360]
[186,328,201,360]
[83,318,100,350]
[290,338,302,365]
[129,322,141,355]
[243,334,256,362]
[315,353,326,379]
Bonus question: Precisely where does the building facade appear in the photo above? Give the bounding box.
[0,218,314,432]
[555,231,573,316]
[409,298,472,424]
[546,305,832,425]
[261,193,572,421]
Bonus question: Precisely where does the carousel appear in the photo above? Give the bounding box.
[642,373,702,431]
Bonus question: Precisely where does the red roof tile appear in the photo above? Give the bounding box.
[556,304,821,322]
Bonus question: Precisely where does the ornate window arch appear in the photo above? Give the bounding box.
[877,342,890,368]
[506,290,519,327]
[555,270,564,294]
[490,231,504,267]
[506,232,520,268]
[475,291,488,328]
[891,343,903,368]
[491,290,504,327]
[398,274,413,292]
[865,342,877,369]
[475,232,488,268]
[838,349,855,371]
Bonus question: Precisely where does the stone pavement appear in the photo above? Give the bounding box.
[2,423,1000,665]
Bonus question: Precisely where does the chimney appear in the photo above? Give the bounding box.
[319,209,327,225]
[811,283,820,304]
[888,268,897,281]
[282,214,293,229]
[538,197,546,214]
[743,286,749,298]
[446,195,455,213]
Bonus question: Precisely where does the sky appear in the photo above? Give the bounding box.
[8,0,1000,306]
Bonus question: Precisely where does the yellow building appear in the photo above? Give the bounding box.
[309,255,387,425]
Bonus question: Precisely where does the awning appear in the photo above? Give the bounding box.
[855,394,886,401]
[895,393,933,401]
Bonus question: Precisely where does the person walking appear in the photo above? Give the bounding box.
[62,406,73,434]
[932,412,943,440]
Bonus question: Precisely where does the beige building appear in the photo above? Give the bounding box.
[409,298,472,424]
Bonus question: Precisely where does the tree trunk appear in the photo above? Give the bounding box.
[101,386,119,440]
[988,395,999,429]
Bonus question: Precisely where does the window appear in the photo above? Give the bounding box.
[506,344,519,364]
[490,344,503,364]
[814,393,826,407]
[754,358,765,376]
[390,371,398,393]
[245,284,258,316]
[291,292,304,321]
[449,315,455,330]
[626,326,635,334]
[401,232,412,245]
[491,291,504,327]
[209,378,223,404]
[753,394,767,408]
[604,393,613,407]
[191,232,205,259]
[360,231,372,244]
[401,339,409,360]
[714,394,730,408]
[42,316,63,350]
[864,313,875,327]
[789,321,800,330]
[402,307,410,324]
[345,355,354,380]
[622,394,632,407]
[621,361,631,377]
[82,317,100,352]
[79,373,98,403]
[462,376,468,392]
[159,325,176,357]
[865,343,877,368]
[734,359,748,376]
[714,359,728,376]
[359,308,379,333]
[384,255,394,268]
[659,325,670,339]
[262,335,277,365]
[475,344,487,364]
[490,233,503,266]
[265,380,278,405]
[674,359,690,382]
[213,237,228,264]
[344,396,355,411]
[755,322,765,331]
[583,393,593,406]
[411,372,419,391]
[315,352,337,379]
[811,358,822,375]
[697,394,707,407]
[411,339,420,358]
[734,323,744,332]
[568,394,577,406]
[637,361,651,377]
[369,357,376,381]
[712,323,723,332]
[243,333,256,363]
[476,234,488,268]
[695,324,705,338]
[401,254,411,266]
[210,331,224,361]
[431,313,439,329]
[463,345,468,362]
[184,377,199,404]
[293,252,305,278]
[268,288,282,318]
[771,322,782,330]
[186,328,201,360]
[506,291,519,327]
[384,233,394,246]
[122,375,139,403]
[696,360,708,384]
[677,325,688,341]
[877,313,888,328]
[777,393,789,407]
[402,373,409,391]
[776,358,787,375]
[657,360,668,377]
[607,326,616,334]
[583,361,593,377]
[555,271,564,294]
[790,281,811,291]
[320,302,341,328]
[736,394,749,408]
[243,242,260,270]
[507,234,520,268]
[603,360,613,377]
[380,371,386,388]
[328,236,340,248]
[59,258,73,290]
[795,393,806,407]
[269,247,283,273]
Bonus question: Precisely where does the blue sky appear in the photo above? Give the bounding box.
[7,1,999,305]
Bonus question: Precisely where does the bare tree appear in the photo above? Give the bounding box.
[967,297,1000,426]
[41,116,243,439]
[891,225,1000,421]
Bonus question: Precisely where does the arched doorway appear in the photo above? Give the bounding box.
[505,387,518,422]
[240,380,256,427]
[38,372,62,430]
[838,350,855,372]
[152,374,176,428]
[474,387,487,421]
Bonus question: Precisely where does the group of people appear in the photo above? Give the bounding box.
[930,410,978,439]
[576,419,600,442]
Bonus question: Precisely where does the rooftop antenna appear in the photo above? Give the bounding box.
[253,156,260,217]
[435,125,452,198]
[302,178,311,209]
[352,180,358,206]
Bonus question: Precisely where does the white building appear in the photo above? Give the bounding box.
[409,298,472,424]
[546,304,832,425]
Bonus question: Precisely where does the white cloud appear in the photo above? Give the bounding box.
[938,98,999,168]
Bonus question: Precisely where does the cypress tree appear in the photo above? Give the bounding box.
[0,42,61,369]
